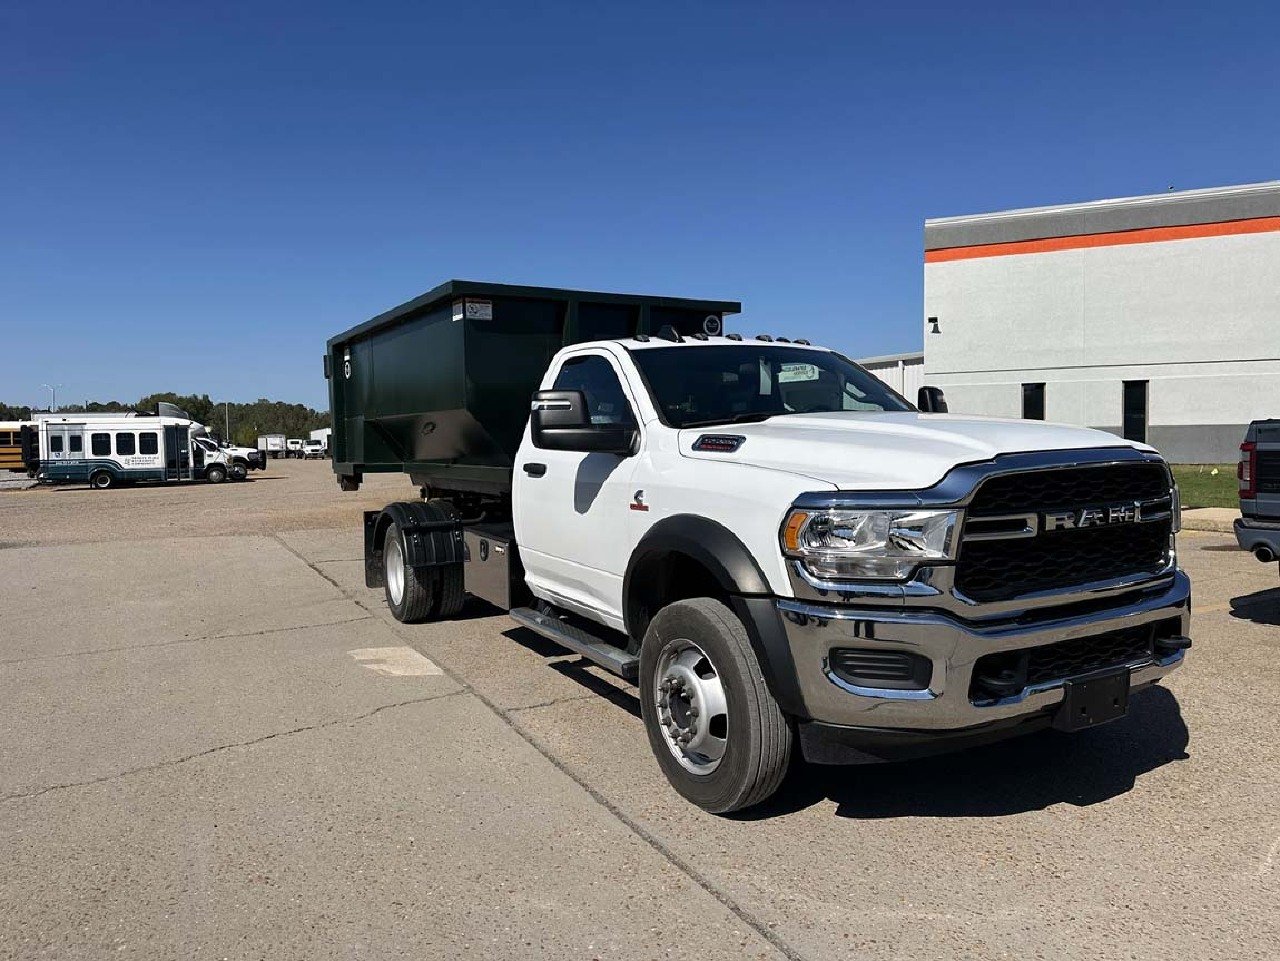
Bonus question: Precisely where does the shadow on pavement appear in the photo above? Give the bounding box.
[740,685,1189,821]
[1229,586,1280,626]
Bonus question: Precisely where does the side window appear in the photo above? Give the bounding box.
[140,432,158,455]
[50,435,64,453]
[69,434,83,453]
[91,433,110,456]
[552,355,636,427]
[116,432,136,456]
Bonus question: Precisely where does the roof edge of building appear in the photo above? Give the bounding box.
[856,350,924,366]
[925,180,1280,252]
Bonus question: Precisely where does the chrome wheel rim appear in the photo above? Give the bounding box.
[385,535,405,606]
[654,638,729,775]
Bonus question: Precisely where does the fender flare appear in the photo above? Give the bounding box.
[363,501,464,588]
[624,515,808,718]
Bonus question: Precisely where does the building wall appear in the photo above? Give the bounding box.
[858,354,925,402]
[923,189,1280,463]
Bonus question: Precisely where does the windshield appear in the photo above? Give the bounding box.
[629,345,913,429]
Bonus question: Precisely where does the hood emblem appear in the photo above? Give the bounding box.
[692,434,745,453]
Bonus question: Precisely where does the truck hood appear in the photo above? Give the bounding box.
[679,412,1142,490]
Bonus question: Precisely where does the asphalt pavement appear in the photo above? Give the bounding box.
[2,460,1278,960]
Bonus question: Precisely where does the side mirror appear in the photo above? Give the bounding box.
[918,386,948,414]
[530,390,636,454]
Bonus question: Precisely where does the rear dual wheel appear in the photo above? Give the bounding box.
[382,520,466,623]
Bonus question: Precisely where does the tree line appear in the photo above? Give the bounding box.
[0,393,329,447]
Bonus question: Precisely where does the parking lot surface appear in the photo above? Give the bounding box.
[2,460,1278,960]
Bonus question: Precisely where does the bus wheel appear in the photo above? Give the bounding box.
[229,463,248,481]
[90,471,114,490]
[205,465,227,484]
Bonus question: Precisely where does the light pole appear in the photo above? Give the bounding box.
[41,383,63,412]
[225,402,230,443]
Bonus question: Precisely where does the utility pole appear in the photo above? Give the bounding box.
[41,383,63,412]
[225,402,230,442]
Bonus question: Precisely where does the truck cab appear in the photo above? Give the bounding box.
[334,283,1191,814]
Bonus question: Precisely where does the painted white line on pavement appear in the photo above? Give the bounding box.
[348,646,443,677]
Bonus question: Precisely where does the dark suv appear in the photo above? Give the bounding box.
[1235,419,1280,565]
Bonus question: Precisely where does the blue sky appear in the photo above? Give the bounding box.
[3,1,1278,411]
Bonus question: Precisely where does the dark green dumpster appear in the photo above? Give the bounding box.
[326,280,740,494]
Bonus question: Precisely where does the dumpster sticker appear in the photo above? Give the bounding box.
[343,349,352,379]
[453,299,493,321]
[703,314,722,335]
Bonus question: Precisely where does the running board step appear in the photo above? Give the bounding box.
[508,607,638,681]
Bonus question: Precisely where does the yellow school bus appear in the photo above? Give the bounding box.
[0,421,32,472]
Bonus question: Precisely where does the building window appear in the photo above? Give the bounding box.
[1123,380,1148,444]
[91,433,110,456]
[49,435,64,453]
[140,432,158,455]
[1021,383,1045,420]
[115,432,136,456]
[69,434,82,453]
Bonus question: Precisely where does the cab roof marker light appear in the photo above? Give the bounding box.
[755,334,773,342]
[794,338,810,345]
[726,333,743,341]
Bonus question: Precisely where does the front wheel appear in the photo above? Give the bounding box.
[229,462,248,481]
[639,598,793,814]
[205,465,227,484]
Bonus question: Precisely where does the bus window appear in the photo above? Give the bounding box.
[116,433,136,456]
[50,435,64,453]
[91,433,110,456]
[69,434,83,453]
[140,432,158,455]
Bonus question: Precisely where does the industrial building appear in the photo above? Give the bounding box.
[856,351,924,401]
[918,181,1280,463]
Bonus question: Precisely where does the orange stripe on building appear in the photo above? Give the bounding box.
[925,215,1280,263]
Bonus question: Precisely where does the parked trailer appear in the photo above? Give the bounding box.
[257,434,286,459]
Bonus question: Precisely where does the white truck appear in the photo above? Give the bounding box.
[286,438,305,458]
[333,283,1191,813]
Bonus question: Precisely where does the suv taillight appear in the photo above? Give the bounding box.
[1239,441,1258,499]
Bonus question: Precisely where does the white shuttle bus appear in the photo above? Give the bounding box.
[30,404,264,489]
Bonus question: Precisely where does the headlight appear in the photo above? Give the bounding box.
[781,508,959,580]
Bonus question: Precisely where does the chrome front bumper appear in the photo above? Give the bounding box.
[776,570,1190,731]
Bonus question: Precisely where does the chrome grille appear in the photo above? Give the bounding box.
[956,463,1173,603]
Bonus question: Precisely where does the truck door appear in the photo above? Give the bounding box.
[513,352,643,627]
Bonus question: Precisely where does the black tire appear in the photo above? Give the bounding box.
[229,462,248,481]
[382,522,438,623]
[89,470,114,490]
[426,498,467,618]
[639,597,792,814]
[339,475,360,492]
[205,465,227,484]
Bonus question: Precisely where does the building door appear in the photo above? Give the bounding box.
[1122,380,1148,444]
[1021,383,1045,420]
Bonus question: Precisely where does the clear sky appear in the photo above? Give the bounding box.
[3,1,1278,411]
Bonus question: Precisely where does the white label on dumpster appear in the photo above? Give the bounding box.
[465,299,493,321]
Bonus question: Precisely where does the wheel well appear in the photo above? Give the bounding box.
[625,551,729,647]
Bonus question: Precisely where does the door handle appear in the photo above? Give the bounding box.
[522,462,547,477]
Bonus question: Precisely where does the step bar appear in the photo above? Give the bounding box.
[508,607,638,681]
